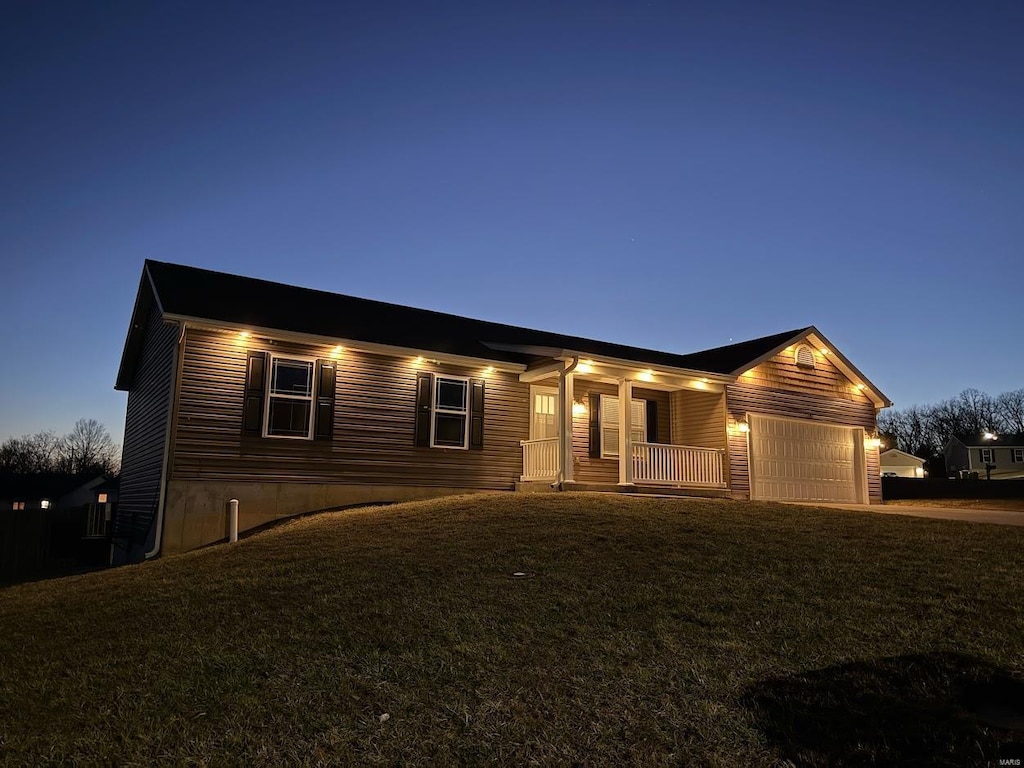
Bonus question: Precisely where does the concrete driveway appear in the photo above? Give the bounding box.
[787,502,1024,527]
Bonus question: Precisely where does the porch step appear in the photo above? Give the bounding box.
[514,481,559,493]
[515,481,732,499]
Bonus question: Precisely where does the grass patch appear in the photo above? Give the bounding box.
[2,493,1022,765]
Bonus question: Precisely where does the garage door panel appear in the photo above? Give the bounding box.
[750,415,861,502]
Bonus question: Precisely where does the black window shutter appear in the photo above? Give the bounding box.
[979,449,985,463]
[314,360,336,441]
[242,351,267,435]
[646,400,658,444]
[414,373,433,447]
[588,393,601,458]
[469,379,485,449]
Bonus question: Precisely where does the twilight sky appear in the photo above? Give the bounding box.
[1,0,1022,445]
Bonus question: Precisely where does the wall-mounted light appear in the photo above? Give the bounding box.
[572,401,588,416]
[331,345,345,357]
[737,420,750,433]
[239,331,250,339]
[820,348,830,355]
[865,436,881,450]
[484,366,495,375]
[983,432,997,441]
[638,369,654,382]
[413,356,425,365]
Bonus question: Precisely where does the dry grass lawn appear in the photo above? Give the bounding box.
[2,493,1023,766]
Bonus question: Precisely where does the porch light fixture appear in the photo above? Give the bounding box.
[737,420,750,433]
[414,356,425,365]
[638,369,655,382]
[572,401,588,416]
[239,331,250,339]
[577,359,595,373]
[484,366,495,375]
[331,345,345,357]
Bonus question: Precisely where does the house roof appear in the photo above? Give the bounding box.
[116,260,889,406]
[0,473,111,502]
[879,449,925,464]
[950,432,1024,448]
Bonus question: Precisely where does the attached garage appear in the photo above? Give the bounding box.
[748,414,866,503]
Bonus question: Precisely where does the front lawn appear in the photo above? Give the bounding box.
[1,494,1022,765]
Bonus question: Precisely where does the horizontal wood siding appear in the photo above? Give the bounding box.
[739,347,875,405]
[114,305,178,563]
[569,380,669,484]
[726,382,880,501]
[571,380,618,484]
[172,329,529,489]
[670,390,727,450]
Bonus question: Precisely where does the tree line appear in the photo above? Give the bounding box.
[877,388,1024,459]
[0,419,120,478]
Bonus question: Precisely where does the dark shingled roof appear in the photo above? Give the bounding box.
[130,261,808,384]
[952,432,1024,447]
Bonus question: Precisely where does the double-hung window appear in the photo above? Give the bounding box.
[1013,448,1024,463]
[12,501,25,511]
[600,395,646,459]
[431,375,470,449]
[979,447,995,465]
[265,356,316,439]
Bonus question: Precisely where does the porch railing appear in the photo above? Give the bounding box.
[632,442,726,487]
[521,437,559,481]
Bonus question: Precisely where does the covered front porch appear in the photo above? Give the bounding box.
[516,356,733,494]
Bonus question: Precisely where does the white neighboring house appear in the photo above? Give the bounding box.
[879,449,925,478]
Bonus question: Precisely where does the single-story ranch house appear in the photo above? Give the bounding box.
[113,261,891,564]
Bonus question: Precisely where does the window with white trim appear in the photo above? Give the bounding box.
[600,395,646,459]
[40,499,51,509]
[795,345,815,369]
[530,387,559,440]
[265,356,316,439]
[1013,448,1024,463]
[431,375,470,449]
[980,447,995,464]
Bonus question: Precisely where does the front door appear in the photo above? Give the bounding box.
[530,386,559,440]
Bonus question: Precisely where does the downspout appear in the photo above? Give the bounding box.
[554,355,579,489]
[145,320,185,559]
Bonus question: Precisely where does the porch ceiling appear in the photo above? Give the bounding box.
[520,357,728,393]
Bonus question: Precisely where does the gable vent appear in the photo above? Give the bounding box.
[795,345,815,369]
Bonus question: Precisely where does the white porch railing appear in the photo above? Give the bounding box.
[632,442,726,487]
[521,437,560,481]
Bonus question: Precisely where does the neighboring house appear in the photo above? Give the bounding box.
[0,474,114,512]
[944,433,1024,480]
[879,449,925,478]
[113,261,891,563]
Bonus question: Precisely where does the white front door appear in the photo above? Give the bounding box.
[749,414,864,503]
[530,387,559,440]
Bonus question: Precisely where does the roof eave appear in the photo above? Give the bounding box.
[114,264,164,391]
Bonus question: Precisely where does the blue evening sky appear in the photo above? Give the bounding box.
[1,0,1022,445]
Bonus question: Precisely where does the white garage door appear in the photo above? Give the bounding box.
[749,414,862,503]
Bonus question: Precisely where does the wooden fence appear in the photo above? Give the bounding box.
[0,506,110,584]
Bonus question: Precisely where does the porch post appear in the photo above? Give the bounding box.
[618,378,633,485]
[559,369,575,483]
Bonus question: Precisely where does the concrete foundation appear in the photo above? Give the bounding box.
[160,480,495,556]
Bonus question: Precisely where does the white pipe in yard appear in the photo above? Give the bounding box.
[228,499,239,543]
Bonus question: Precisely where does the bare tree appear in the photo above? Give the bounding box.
[995,389,1024,434]
[60,418,119,476]
[0,431,62,474]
